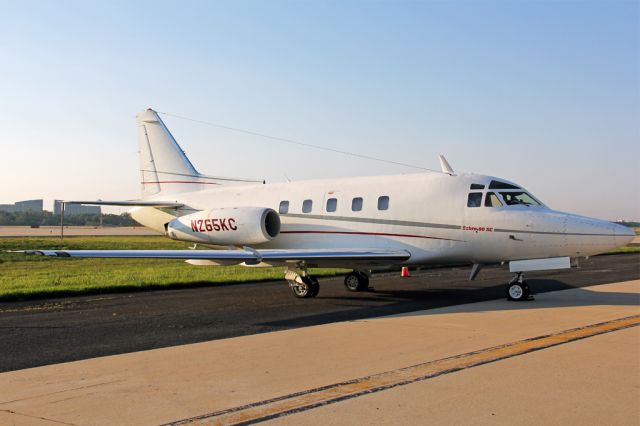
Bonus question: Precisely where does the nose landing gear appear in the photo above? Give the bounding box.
[506,272,533,301]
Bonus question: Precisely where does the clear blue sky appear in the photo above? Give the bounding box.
[1,1,638,220]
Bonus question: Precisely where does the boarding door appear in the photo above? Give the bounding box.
[463,189,506,260]
[462,188,488,252]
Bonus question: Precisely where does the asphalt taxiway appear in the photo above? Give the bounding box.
[0,253,638,373]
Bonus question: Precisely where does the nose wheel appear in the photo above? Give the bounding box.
[507,273,532,301]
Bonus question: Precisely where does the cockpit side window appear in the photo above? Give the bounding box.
[467,192,482,207]
[470,183,485,190]
[500,192,541,206]
[484,192,503,207]
[489,180,520,190]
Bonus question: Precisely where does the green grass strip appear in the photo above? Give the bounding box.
[0,236,346,302]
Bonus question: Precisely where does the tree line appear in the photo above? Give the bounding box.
[0,211,138,227]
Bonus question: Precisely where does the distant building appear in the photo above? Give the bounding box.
[0,199,43,213]
[53,201,101,216]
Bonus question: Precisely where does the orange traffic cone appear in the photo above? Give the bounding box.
[401,266,410,277]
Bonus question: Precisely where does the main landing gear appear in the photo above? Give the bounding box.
[285,267,372,298]
[344,271,370,292]
[285,267,319,298]
[506,272,533,301]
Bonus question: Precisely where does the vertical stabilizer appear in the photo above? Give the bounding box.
[137,108,263,198]
[137,108,204,198]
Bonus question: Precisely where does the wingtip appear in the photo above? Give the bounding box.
[5,250,45,255]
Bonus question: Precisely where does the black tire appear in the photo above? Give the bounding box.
[507,281,530,301]
[358,272,370,289]
[291,276,319,298]
[344,271,369,292]
[522,281,530,299]
[308,276,320,298]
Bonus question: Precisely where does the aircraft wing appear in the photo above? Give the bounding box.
[14,248,410,266]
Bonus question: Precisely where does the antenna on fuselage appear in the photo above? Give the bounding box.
[438,155,455,175]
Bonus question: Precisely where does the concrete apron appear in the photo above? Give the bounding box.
[0,280,638,426]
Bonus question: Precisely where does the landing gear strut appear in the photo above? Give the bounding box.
[344,271,370,292]
[506,272,532,301]
[285,266,319,298]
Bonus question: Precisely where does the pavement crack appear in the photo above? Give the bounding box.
[0,408,78,425]
[0,379,125,405]
[0,326,69,329]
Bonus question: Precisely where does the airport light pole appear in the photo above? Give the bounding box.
[60,202,65,241]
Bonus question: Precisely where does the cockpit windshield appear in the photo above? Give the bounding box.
[485,192,502,207]
[500,192,541,207]
[489,180,520,190]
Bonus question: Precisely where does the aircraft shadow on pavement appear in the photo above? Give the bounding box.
[258,279,639,328]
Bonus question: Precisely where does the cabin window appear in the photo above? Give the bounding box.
[279,201,289,214]
[326,198,337,212]
[378,196,389,210]
[484,192,502,207]
[302,199,313,213]
[470,183,485,190]
[351,197,363,212]
[467,193,482,207]
[489,180,520,190]
[500,192,541,206]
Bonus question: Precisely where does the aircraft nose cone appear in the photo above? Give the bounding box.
[614,223,635,247]
[563,214,625,256]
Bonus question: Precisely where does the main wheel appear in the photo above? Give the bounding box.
[291,276,319,298]
[507,281,530,301]
[344,271,369,292]
[308,276,320,297]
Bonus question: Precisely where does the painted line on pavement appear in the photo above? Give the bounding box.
[165,315,640,426]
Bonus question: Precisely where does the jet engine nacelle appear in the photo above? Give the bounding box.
[166,207,281,245]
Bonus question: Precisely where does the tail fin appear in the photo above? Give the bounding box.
[136,108,260,198]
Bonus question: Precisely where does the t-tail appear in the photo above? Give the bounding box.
[136,108,260,199]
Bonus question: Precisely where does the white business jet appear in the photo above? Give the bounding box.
[24,108,635,301]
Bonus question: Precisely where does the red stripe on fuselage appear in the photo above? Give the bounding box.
[280,230,462,242]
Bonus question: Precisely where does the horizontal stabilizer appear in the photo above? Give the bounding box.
[60,200,183,208]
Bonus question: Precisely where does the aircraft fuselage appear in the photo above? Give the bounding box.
[131,171,633,268]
